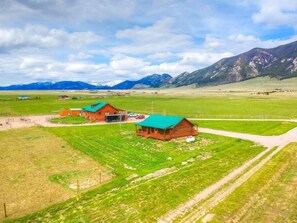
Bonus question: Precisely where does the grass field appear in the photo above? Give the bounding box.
[194,120,297,135]
[50,116,89,124]
[0,127,110,220]
[8,124,265,222]
[1,89,297,222]
[207,143,297,223]
[202,76,297,91]
[0,93,297,119]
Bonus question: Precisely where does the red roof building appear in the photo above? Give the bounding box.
[82,102,127,122]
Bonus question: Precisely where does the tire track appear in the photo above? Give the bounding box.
[158,127,297,223]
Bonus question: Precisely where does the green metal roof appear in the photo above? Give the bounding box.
[82,102,107,113]
[136,114,184,129]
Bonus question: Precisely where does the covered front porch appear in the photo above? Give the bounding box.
[136,126,171,140]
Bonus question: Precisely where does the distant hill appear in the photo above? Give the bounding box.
[172,41,297,87]
[0,81,111,90]
[0,74,173,90]
[112,73,172,89]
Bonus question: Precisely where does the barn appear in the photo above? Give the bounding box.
[136,114,198,140]
[82,102,127,122]
[59,108,82,117]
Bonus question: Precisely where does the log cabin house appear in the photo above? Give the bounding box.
[136,114,198,141]
[82,102,127,122]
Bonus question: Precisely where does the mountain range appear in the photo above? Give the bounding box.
[0,41,296,90]
[172,40,297,87]
[112,73,172,89]
[0,74,172,90]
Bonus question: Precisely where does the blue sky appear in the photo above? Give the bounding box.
[0,0,296,85]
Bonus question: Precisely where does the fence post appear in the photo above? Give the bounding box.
[99,172,102,184]
[3,203,7,218]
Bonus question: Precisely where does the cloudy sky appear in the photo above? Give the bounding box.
[0,0,297,85]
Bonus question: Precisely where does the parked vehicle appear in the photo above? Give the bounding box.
[135,114,145,119]
[127,112,137,117]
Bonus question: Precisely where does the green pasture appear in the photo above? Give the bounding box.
[50,116,89,124]
[11,124,265,222]
[194,120,297,135]
[208,143,297,223]
[0,93,297,119]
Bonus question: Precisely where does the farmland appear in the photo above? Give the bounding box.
[207,143,297,223]
[194,120,297,135]
[0,92,297,119]
[0,90,296,222]
[0,127,110,220]
[4,124,265,222]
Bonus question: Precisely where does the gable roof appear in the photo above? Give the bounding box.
[136,114,184,129]
[83,102,107,113]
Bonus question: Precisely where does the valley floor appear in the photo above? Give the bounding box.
[1,91,297,222]
[1,120,297,222]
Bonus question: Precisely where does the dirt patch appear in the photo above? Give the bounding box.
[132,167,176,183]
[126,174,139,181]
[124,164,137,170]
[0,127,112,220]
[181,153,213,166]
[197,152,213,160]
[171,137,214,151]
[202,214,215,223]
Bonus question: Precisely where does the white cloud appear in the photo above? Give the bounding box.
[0,25,102,51]
[229,34,260,43]
[201,34,297,55]
[141,62,196,76]
[252,0,297,28]
[64,63,107,73]
[111,18,192,55]
[110,55,150,70]
[0,0,137,23]
[178,52,234,67]
[68,51,94,61]
[147,52,177,62]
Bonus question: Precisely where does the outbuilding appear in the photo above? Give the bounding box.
[17,95,30,100]
[58,95,69,100]
[59,108,82,117]
[82,102,127,122]
[136,114,198,140]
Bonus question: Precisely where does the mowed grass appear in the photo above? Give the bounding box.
[50,116,89,124]
[12,124,265,222]
[207,143,297,223]
[194,120,297,135]
[0,93,297,118]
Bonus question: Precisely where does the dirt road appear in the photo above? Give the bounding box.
[1,115,297,131]
[158,127,297,223]
[0,115,139,131]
